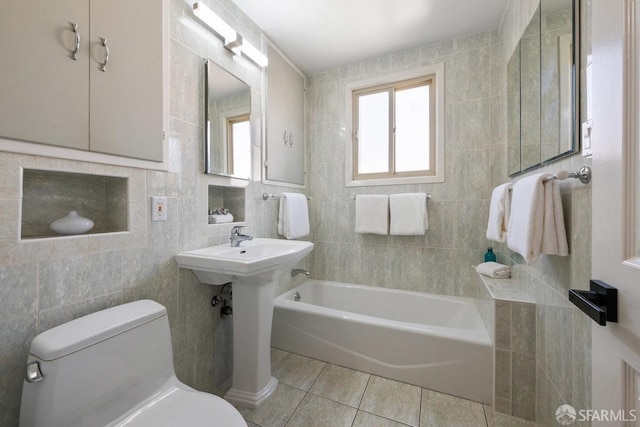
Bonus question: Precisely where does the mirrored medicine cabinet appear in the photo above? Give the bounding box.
[508,0,580,177]
[204,59,252,180]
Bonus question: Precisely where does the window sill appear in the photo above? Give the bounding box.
[345,175,444,187]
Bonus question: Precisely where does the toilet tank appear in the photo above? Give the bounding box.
[20,300,176,427]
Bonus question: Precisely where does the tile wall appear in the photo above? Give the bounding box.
[305,29,504,297]
[495,0,593,425]
[0,0,306,425]
[0,0,594,426]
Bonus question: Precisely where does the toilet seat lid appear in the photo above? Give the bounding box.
[112,387,246,427]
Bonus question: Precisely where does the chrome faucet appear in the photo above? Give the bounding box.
[230,226,253,247]
[291,269,309,277]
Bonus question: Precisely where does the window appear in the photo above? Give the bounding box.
[346,64,444,186]
[226,114,251,179]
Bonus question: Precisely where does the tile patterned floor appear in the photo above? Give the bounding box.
[231,348,536,427]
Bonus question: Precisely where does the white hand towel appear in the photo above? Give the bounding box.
[486,183,512,242]
[507,173,552,264]
[355,195,389,235]
[541,180,569,256]
[389,193,428,235]
[278,193,310,239]
[476,262,511,278]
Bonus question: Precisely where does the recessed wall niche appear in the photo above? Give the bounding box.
[21,169,128,239]
[208,185,245,224]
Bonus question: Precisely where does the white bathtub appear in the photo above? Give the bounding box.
[271,280,493,404]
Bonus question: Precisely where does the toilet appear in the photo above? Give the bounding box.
[19,300,247,427]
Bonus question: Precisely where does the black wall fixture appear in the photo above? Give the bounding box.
[569,280,618,326]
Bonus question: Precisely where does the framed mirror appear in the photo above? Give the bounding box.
[204,59,252,179]
[508,0,579,177]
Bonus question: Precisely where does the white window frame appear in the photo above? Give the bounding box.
[345,63,445,187]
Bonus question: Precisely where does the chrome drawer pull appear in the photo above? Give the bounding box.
[70,22,80,60]
[99,37,109,72]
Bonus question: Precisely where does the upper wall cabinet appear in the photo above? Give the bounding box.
[264,41,305,187]
[0,0,165,162]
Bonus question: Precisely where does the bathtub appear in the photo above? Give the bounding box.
[271,280,493,404]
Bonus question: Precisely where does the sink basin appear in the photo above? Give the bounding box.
[174,237,314,409]
[175,238,314,285]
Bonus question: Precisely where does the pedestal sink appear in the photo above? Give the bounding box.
[175,238,314,408]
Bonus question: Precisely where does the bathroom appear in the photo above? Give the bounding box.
[1,0,638,425]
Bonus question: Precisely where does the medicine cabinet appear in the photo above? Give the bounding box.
[263,41,306,187]
[507,0,580,176]
[204,59,252,179]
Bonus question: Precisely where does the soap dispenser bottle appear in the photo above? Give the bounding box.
[484,247,496,262]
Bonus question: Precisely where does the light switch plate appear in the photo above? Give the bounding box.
[151,197,167,222]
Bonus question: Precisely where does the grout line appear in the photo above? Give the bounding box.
[358,374,373,410]
[482,403,490,427]
[419,387,423,427]
[283,388,308,427]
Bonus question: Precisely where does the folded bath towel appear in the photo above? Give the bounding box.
[278,193,310,239]
[507,173,552,264]
[486,183,512,242]
[476,262,511,278]
[355,195,389,235]
[209,213,234,224]
[389,193,428,235]
[541,179,569,256]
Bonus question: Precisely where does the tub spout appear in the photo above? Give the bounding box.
[291,269,310,277]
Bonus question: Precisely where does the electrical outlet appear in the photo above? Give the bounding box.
[151,197,167,222]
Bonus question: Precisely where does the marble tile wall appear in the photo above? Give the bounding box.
[305,29,504,297]
[0,0,301,425]
[495,1,593,425]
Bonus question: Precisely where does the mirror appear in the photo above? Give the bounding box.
[205,59,252,179]
[508,0,579,176]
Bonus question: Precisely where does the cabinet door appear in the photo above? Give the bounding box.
[0,0,89,150]
[265,45,292,183]
[287,64,305,185]
[89,0,164,161]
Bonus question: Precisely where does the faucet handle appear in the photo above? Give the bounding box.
[231,225,246,235]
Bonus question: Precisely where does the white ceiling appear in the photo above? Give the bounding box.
[232,0,510,75]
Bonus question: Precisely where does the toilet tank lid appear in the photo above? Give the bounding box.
[30,300,167,361]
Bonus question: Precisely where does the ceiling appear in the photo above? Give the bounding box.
[231,0,510,75]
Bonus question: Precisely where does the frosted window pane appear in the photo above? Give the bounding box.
[395,85,429,172]
[358,92,389,174]
[232,120,251,179]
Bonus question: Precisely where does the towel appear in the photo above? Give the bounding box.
[507,173,551,264]
[209,213,234,224]
[486,183,512,242]
[355,195,389,235]
[389,193,428,235]
[476,262,511,278]
[278,193,310,239]
[541,180,569,256]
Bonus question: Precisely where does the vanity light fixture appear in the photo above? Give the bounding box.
[192,2,268,68]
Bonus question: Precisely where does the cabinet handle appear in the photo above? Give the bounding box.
[283,130,288,146]
[70,22,80,60]
[99,37,109,72]
[289,132,293,147]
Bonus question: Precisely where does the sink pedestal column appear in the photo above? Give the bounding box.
[224,278,278,408]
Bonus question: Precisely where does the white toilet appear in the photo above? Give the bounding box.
[19,300,247,427]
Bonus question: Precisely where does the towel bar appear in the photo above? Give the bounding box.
[351,193,431,200]
[262,192,311,200]
[544,166,591,184]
